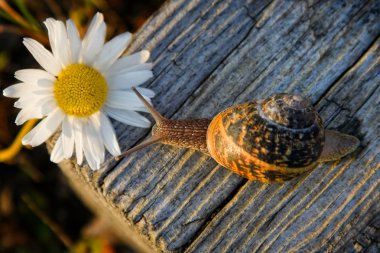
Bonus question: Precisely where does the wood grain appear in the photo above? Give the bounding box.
[54,0,380,252]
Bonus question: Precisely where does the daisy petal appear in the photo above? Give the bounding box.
[135,87,155,98]
[3,83,31,98]
[51,135,65,163]
[106,63,153,77]
[104,106,151,128]
[22,108,64,146]
[107,50,150,74]
[93,32,132,72]
[15,107,44,125]
[83,138,98,170]
[14,93,51,109]
[108,70,153,90]
[66,20,81,63]
[82,121,102,170]
[23,38,61,75]
[32,86,53,95]
[15,69,55,86]
[62,116,74,159]
[44,19,58,58]
[73,119,84,165]
[89,114,105,164]
[81,13,106,64]
[99,111,121,156]
[15,97,55,125]
[106,90,152,111]
[55,21,71,66]
[40,99,58,116]
[44,19,71,67]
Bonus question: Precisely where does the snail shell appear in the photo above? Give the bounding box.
[207,94,324,182]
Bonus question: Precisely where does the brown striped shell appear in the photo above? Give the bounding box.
[206,94,325,183]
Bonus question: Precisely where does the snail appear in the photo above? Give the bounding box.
[117,88,359,183]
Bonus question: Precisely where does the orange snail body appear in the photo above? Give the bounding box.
[118,88,359,183]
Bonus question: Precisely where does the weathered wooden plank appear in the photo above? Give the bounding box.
[186,36,380,252]
[343,211,380,252]
[55,0,380,252]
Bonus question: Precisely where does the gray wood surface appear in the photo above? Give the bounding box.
[54,0,380,252]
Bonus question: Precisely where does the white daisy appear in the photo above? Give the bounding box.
[3,13,154,170]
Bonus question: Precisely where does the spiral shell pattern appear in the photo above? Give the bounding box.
[206,94,324,183]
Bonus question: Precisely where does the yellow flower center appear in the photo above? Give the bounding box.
[54,64,108,117]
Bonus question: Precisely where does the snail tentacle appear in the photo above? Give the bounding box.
[132,87,167,125]
[116,135,163,160]
[116,88,210,160]
[116,87,168,160]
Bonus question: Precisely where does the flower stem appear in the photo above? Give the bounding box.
[0,119,38,163]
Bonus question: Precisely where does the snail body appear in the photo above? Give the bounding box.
[119,88,359,183]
